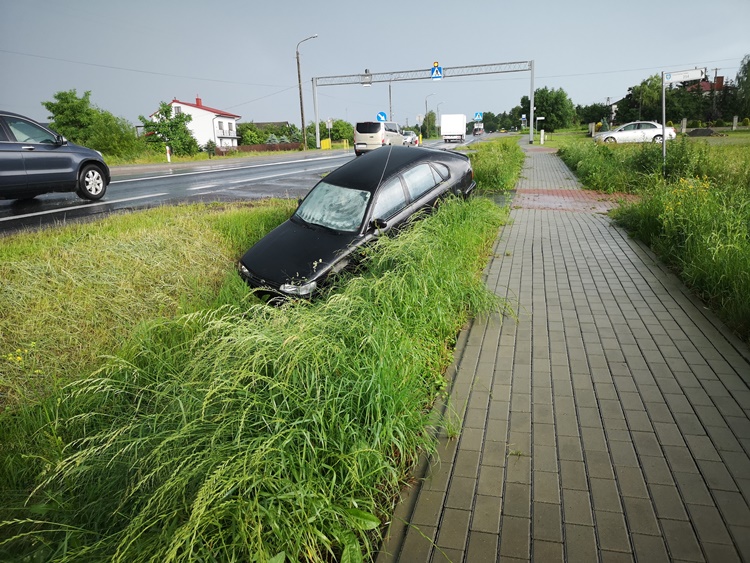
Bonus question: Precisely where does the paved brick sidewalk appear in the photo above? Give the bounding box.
[378,144,750,562]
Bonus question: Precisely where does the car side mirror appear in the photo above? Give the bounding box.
[55,135,66,146]
[371,218,387,231]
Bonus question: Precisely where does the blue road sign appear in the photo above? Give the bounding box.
[474,112,483,121]
[431,66,443,80]
[377,112,387,122]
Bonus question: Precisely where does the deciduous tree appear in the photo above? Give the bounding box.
[139,102,199,156]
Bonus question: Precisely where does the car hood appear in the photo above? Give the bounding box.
[239,218,362,287]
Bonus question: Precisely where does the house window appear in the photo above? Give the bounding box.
[228,122,234,132]
[218,121,224,132]
[174,106,182,115]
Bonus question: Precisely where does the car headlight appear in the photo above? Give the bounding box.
[279,281,317,297]
[238,262,251,277]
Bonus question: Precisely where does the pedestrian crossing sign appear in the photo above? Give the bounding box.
[431,62,443,80]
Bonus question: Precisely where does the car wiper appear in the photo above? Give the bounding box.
[291,214,312,228]
[309,222,341,235]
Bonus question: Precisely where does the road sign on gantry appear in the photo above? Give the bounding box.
[377,112,387,122]
[474,112,483,121]
[431,61,443,80]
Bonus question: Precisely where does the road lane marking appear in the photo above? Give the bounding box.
[0,193,169,222]
[111,154,352,184]
[187,184,219,191]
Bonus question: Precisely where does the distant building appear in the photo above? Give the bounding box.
[687,76,725,95]
[153,97,241,148]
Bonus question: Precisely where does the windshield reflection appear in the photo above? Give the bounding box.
[294,181,371,233]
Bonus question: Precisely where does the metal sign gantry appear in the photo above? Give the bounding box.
[311,60,536,147]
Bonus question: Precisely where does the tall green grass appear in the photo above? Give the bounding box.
[0,197,510,562]
[468,137,526,194]
[559,136,750,342]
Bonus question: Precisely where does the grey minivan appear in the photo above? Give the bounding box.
[0,111,110,201]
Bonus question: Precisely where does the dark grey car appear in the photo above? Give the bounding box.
[0,111,110,201]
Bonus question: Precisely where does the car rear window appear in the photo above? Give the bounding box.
[356,122,381,134]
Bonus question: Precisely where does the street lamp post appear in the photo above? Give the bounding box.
[296,34,318,151]
[437,101,445,132]
[424,93,436,137]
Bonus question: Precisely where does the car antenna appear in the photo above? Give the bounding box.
[375,145,394,191]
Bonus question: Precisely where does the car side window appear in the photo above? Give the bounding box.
[372,177,407,220]
[0,121,9,142]
[5,117,57,144]
[639,123,655,130]
[403,163,438,201]
[623,124,637,131]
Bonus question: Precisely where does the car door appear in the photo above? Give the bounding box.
[0,117,28,196]
[4,115,78,193]
[617,123,639,142]
[637,122,657,141]
[402,162,447,215]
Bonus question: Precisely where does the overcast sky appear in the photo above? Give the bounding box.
[2,0,748,129]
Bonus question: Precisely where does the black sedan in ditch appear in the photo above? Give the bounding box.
[238,145,476,299]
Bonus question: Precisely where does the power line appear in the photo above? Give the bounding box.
[0,48,288,88]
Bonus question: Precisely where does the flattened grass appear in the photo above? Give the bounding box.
[0,197,511,561]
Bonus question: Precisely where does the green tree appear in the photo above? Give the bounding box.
[735,54,750,120]
[420,111,437,138]
[521,87,575,132]
[42,90,97,144]
[42,89,141,158]
[237,122,265,145]
[576,103,610,125]
[138,102,199,156]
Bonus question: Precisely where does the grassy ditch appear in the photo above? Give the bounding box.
[0,193,513,561]
[0,200,296,408]
[558,137,750,343]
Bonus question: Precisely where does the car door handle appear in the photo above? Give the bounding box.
[22,146,36,151]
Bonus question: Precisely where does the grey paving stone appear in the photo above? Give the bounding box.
[477,464,504,497]
[713,490,750,527]
[660,519,704,562]
[649,483,689,520]
[504,482,531,518]
[622,496,660,536]
[533,501,563,543]
[641,455,675,486]
[445,476,476,511]
[470,494,502,534]
[563,488,593,526]
[631,534,670,563]
[465,531,498,563]
[533,470,561,504]
[533,540,564,563]
[565,524,598,562]
[499,515,530,559]
[595,510,631,553]
[435,508,470,551]
[560,459,588,491]
[615,465,650,498]
[590,477,623,513]
[398,524,436,563]
[686,503,734,545]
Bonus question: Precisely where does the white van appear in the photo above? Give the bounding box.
[353,121,404,156]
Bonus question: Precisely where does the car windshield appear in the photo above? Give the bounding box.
[294,181,371,233]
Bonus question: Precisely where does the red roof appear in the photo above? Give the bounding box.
[170,97,240,119]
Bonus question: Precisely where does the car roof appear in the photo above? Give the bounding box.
[325,146,459,193]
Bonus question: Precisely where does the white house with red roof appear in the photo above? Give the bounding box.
[161,97,241,148]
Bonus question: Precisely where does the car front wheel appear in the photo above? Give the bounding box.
[652,135,663,143]
[604,137,617,143]
[77,164,107,200]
